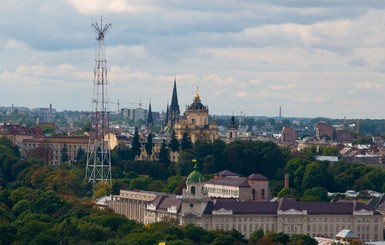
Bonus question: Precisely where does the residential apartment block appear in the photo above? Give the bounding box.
[22,137,89,165]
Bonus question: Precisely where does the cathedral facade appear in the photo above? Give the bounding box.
[174,88,218,143]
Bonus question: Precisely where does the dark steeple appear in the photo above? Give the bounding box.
[169,76,180,126]
[165,100,169,127]
[147,100,153,130]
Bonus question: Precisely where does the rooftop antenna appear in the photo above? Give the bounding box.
[86,16,112,186]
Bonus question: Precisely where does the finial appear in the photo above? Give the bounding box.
[195,86,199,98]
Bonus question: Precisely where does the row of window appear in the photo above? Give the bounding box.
[211,223,274,235]
[24,143,83,150]
[280,217,378,223]
[205,187,239,196]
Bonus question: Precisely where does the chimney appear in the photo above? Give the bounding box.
[284,173,289,189]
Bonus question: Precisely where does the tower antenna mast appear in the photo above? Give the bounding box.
[86,17,112,185]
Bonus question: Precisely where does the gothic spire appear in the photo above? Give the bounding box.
[170,76,180,112]
[169,76,180,126]
[165,99,169,127]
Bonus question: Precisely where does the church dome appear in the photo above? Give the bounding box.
[187,163,204,182]
[187,87,207,111]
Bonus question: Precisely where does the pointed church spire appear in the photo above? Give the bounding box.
[165,99,169,127]
[169,75,180,126]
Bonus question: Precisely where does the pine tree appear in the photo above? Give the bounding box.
[75,147,85,162]
[60,143,69,163]
[131,127,141,158]
[159,139,170,164]
[170,130,180,152]
[145,133,153,156]
[181,132,192,150]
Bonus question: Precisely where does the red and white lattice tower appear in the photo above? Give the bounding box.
[86,17,112,185]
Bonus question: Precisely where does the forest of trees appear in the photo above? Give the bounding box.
[0,136,320,244]
[1,133,384,244]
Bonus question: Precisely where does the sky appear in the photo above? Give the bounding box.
[1,0,385,119]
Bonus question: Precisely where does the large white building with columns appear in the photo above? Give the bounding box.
[106,167,383,242]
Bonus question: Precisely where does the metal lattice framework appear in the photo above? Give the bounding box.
[86,17,112,185]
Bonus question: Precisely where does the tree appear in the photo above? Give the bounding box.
[60,144,69,163]
[145,133,153,156]
[302,162,325,190]
[131,127,141,159]
[170,130,180,152]
[249,228,264,244]
[277,188,299,199]
[266,232,290,245]
[27,144,51,166]
[94,181,112,198]
[301,187,328,202]
[159,139,170,164]
[181,132,192,151]
[290,234,317,245]
[75,147,86,163]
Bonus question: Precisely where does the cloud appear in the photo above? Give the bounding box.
[348,57,367,67]
[66,0,149,14]
[235,91,248,98]
[356,82,383,89]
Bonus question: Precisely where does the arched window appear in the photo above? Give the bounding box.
[192,118,195,124]
[191,186,196,195]
[229,132,233,139]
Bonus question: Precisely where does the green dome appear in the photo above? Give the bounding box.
[187,164,204,183]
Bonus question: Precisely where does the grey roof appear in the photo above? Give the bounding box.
[204,176,250,188]
[215,169,240,177]
[277,198,380,215]
[204,198,278,214]
[335,229,359,239]
[248,173,268,181]
[367,194,385,211]
[149,195,182,212]
[203,198,380,215]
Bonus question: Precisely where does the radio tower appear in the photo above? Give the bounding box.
[86,17,112,185]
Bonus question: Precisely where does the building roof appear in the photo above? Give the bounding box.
[186,88,207,111]
[0,125,44,136]
[215,169,240,178]
[205,198,278,214]
[149,195,181,212]
[335,229,359,239]
[277,198,380,215]
[315,156,339,162]
[204,176,250,188]
[203,198,380,216]
[248,173,268,181]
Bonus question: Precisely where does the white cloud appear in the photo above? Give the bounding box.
[356,82,383,89]
[235,91,248,98]
[65,0,149,14]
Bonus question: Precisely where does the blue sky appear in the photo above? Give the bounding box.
[1,0,385,118]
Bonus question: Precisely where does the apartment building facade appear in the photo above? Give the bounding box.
[22,137,89,165]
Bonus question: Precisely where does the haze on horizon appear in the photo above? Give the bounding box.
[1,1,385,119]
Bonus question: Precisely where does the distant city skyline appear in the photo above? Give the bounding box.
[1,1,385,119]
